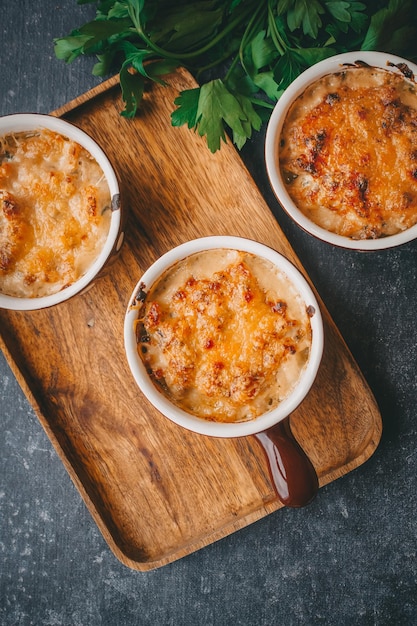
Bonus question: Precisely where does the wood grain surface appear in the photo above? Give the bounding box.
[0,69,382,570]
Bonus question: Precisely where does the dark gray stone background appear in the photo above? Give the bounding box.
[1,3,416,625]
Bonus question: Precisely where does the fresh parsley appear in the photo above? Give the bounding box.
[54,0,417,152]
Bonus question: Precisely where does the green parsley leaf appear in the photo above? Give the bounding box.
[172,79,262,153]
[119,50,179,116]
[278,0,326,39]
[231,92,262,149]
[119,65,145,118]
[171,88,200,129]
[93,50,117,76]
[361,0,417,56]
[148,2,224,51]
[53,18,132,62]
[54,33,93,63]
[248,30,277,72]
[325,1,354,23]
[106,2,131,20]
[273,50,304,91]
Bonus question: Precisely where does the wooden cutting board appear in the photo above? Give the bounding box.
[0,69,382,570]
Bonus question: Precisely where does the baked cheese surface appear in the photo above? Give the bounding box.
[137,249,312,423]
[0,129,111,297]
[280,66,417,239]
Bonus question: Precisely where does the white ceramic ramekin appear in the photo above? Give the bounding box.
[265,51,417,251]
[0,113,123,310]
[124,236,323,438]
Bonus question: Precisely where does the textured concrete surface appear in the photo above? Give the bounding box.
[1,3,417,625]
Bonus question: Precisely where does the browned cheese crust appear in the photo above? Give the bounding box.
[0,129,111,298]
[137,250,312,423]
[279,66,417,239]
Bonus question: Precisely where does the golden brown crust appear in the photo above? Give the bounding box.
[138,251,311,423]
[0,190,32,273]
[0,129,111,298]
[280,66,417,239]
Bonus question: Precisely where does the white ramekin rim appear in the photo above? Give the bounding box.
[265,51,417,251]
[124,236,324,438]
[0,113,122,310]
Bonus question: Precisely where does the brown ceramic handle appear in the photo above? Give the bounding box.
[255,417,318,508]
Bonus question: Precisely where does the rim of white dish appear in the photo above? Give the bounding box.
[265,51,417,251]
[0,113,121,310]
[124,236,324,438]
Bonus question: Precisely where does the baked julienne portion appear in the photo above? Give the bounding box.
[279,64,417,240]
[0,128,111,298]
[135,249,313,424]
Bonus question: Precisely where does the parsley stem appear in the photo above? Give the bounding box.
[196,48,239,74]
[267,0,287,56]
[238,2,268,73]
[224,52,241,83]
[223,1,267,83]
[248,98,274,109]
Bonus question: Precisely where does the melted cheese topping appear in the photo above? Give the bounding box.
[136,250,312,423]
[280,66,417,239]
[0,129,111,297]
